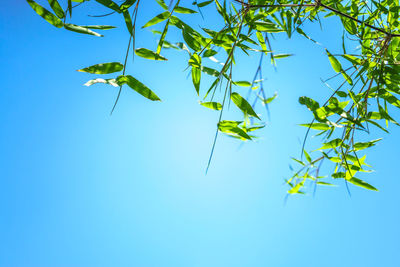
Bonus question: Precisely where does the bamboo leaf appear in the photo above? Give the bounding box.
[117,75,161,101]
[135,48,167,60]
[48,0,65,18]
[64,23,103,37]
[142,11,170,28]
[27,0,64,28]
[78,62,123,74]
[231,92,260,119]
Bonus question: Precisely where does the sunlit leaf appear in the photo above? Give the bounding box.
[48,0,65,19]
[64,24,103,37]
[142,11,170,28]
[78,62,123,74]
[27,0,64,28]
[231,92,260,119]
[348,177,378,191]
[135,48,167,60]
[200,101,222,110]
[117,75,161,101]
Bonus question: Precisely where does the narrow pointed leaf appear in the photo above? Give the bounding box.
[27,0,64,28]
[200,101,222,110]
[77,62,123,74]
[64,23,103,37]
[117,75,161,101]
[48,0,65,18]
[174,6,197,14]
[142,11,170,28]
[95,0,121,13]
[231,92,260,119]
[326,50,342,72]
[348,177,378,191]
[135,48,167,60]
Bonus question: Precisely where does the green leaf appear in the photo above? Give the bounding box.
[288,182,303,194]
[117,75,161,101]
[95,0,121,13]
[120,0,137,11]
[123,10,133,35]
[200,101,222,110]
[203,49,217,57]
[316,181,336,186]
[273,54,293,59]
[341,71,353,85]
[300,123,331,130]
[174,6,197,14]
[260,92,278,104]
[77,62,123,74]
[80,25,116,30]
[64,24,103,37]
[326,50,342,72]
[142,11,170,28]
[155,0,168,10]
[189,54,201,95]
[197,0,213,7]
[230,92,260,119]
[353,138,382,151]
[48,0,65,19]
[218,121,252,140]
[135,48,167,60]
[348,177,378,191]
[27,0,64,28]
[233,81,252,87]
[320,138,343,149]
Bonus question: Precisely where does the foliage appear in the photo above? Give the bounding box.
[27,0,400,194]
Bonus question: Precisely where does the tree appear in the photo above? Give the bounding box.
[27,0,400,194]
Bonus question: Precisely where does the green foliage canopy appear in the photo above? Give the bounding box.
[27,0,400,194]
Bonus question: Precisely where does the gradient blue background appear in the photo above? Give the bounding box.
[1,1,400,266]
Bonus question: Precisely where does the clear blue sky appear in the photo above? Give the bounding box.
[1,1,400,266]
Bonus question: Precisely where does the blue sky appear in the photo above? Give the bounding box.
[1,1,400,266]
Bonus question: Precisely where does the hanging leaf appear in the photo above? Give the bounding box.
[27,0,64,28]
[326,50,342,72]
[155,0,168,10]
[117,75,161,101]
[120,0,137,11]
[142,11,170,28]
[200,101,222,110]
[77,62,123,74]
[174,6,197,14]
[231,92,260,119]
[233,81,252,87]
[64,24,103,37]
[48,0,65,19]
[95,0,122,13]
[135,48,167,60]
[218,121,252,140]
[348,177,378,191]
[80,25,116,30]
[189,54,202,95]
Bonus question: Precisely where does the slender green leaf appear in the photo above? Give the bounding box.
[78,62,123,74]
[64,23,103,37]
[200,101,222,110]
[135,48,167,60]
[117,75,161,101]
[142,11,170,28]
[48,0,65,18]
[348,177,378,191]
[231,92,260,119]
[27,0,64,28]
